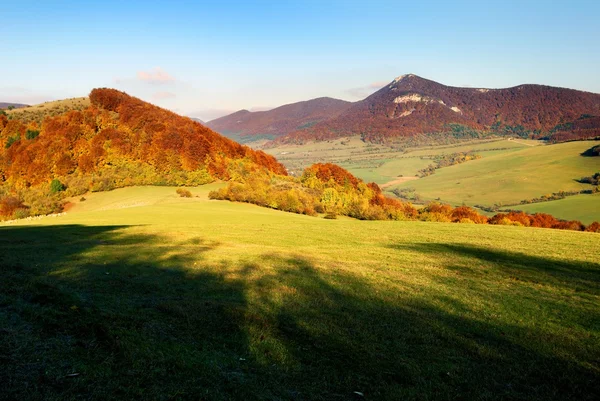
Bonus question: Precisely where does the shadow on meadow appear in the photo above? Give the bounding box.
[1,226,599,400]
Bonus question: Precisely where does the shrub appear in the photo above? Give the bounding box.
[586,222,600,233]
[419,212,452,222]
[0,196,27,218]
[80,197,86,202]
[176,188,192,198]
[451,206,488,224]
[25,129,40,140]
[50,179,65,193]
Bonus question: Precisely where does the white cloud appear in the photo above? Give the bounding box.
[137,67,175,84]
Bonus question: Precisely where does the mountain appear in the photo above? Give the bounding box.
[0,102,28,109]
[272,74,600,144]
[190,117,205,124]
[0,88,286,216]
[207,97,352,140]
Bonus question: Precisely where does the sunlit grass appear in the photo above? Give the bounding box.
[1,186,599,400]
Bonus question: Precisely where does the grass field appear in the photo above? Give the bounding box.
[1,185,599,400]
[391,140,600,209]
[7,97,90,124]
[510,192,600,224]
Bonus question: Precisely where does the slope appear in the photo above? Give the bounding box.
[1,185,599,400]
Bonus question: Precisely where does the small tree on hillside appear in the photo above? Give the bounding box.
[50,179,65,193]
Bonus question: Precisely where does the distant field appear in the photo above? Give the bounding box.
[263,136,533,184]
[509,192,600,224]
[7,97,89,123]
[1,185,599,400]
[392,140,600,207]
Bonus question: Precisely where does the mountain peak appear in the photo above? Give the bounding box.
[392,74,419,84]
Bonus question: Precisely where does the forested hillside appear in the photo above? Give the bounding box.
[0,89,285,218]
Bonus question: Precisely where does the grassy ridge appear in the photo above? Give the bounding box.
[1,186,599,400]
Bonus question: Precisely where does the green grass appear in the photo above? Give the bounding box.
[509,192,600,224]
[392,140,600,206]
[1,186,599,400]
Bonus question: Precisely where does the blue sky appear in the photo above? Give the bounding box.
[1,0,599,120]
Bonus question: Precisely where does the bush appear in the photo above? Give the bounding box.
[0,196,28,218]
[25,129,40,140]
[50,179,65,193]
[586,222,600,233]
[176,188,192,198]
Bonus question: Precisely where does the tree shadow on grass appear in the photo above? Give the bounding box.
[242,254,600,401]
[1,226,599,400]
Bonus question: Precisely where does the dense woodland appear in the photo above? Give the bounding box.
[0,89,285,218]
[270,75,600,145]
[211,163,600,232]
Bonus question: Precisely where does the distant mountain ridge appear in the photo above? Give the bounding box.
[0,102,28,109]
[207,97,352,139]
[271,74,600,144]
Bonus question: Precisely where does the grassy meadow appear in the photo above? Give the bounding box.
[1,185,599,400]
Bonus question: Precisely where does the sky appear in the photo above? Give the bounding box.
[1,0,599,121]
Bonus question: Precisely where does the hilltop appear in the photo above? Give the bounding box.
[271,74,600,145]
[207,97,352,142]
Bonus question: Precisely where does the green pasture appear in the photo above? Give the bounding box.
[1,185,599,400]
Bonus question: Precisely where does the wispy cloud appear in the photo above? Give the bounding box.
[152,91,176,100]
[137,67,175,84]
[345,81,388,99]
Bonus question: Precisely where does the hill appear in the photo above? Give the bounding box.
[0,102,28,109]
[1,185,599,400]
[272,74,600,145]
[207,97,352,141]
[0,89,285,218]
